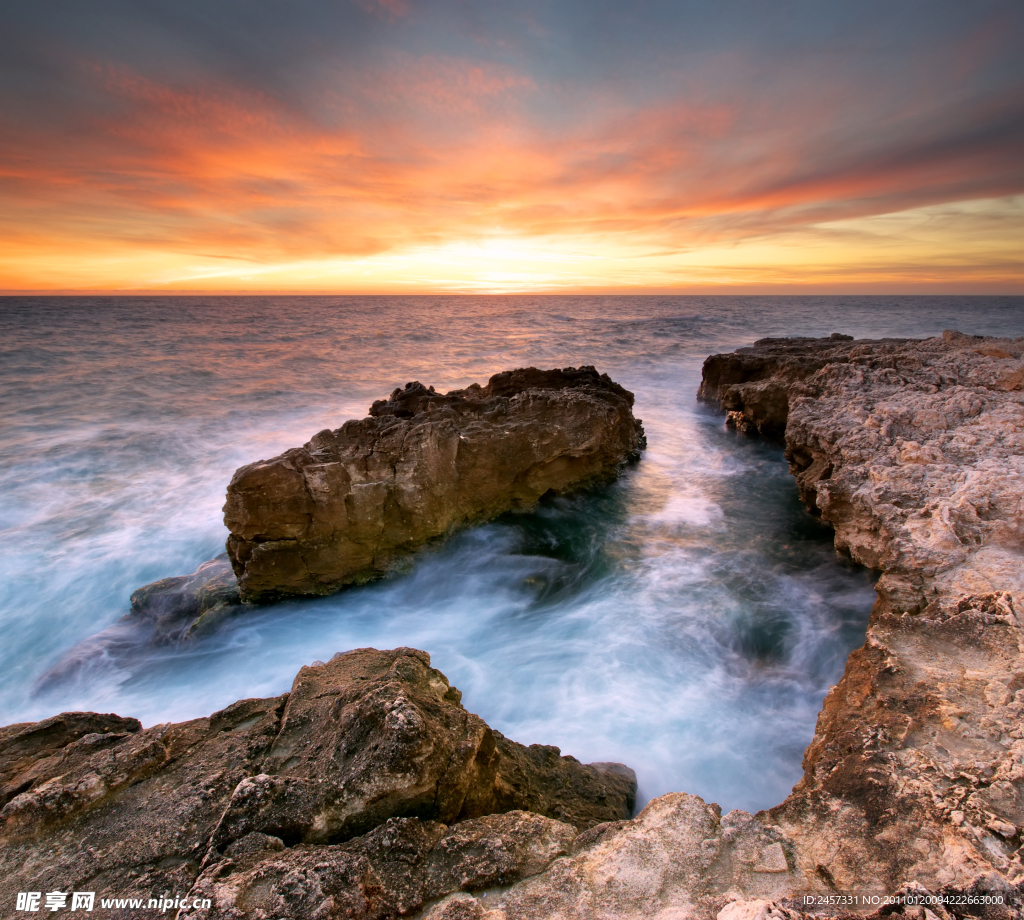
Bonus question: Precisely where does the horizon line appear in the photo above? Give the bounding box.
[3,289,1024,298]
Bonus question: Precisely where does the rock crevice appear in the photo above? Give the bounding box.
[443,330,1024,919]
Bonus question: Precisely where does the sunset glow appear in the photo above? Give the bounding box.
[2,1,1022,293]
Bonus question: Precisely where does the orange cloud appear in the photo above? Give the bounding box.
[0,39,1021,293]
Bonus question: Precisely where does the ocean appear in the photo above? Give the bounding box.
[1,294,1021,812]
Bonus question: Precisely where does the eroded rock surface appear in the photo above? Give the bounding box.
[224,366,645,602]
[698,330,1024,613]
[0,648,635,919]
[183,810,576,919]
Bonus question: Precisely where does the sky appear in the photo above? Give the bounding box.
[1,0,1022,294]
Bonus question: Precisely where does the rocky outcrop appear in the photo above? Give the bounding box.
[1,648,635,919]
[697,330,1024,611]
[224,366,645,602]
[126,555,243,642]
[702,331,1024,912]
[183,810,578,919]
[696,331,1024,900]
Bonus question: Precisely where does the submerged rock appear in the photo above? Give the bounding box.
[0,648,635,917]
[224,366,645,602]
[35,557,248,689]
[127,554,244,641]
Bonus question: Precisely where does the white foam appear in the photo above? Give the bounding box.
[646,492,725,527]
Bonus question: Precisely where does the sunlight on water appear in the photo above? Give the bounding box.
[1,295,1020,811]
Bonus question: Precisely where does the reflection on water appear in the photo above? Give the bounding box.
[1,295,1020,811]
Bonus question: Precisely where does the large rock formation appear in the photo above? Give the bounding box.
[224,366,645,602]
[0,648,635,919]
[697,330,1024,612]
[691,331,1024,901]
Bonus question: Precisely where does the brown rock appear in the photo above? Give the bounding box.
[700,333,1024,900]
[0,711,142,809]
[487,794,813,920]
[699,330,1024,614]
[0,649,634,918]
[185,810,572,919]
[0,694,286,917]
[224,366,645,602]
[208,648,635,849]
[21,333,1024,917]
[423,893,502,920]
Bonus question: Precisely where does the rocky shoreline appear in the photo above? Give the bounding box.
[394,330,1024,918]
[694,331,1024,917]
[6,335,1024,919]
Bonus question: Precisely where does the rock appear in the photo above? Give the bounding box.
[127,554,244,641]
[490,793,802,920]
[186,811,569,919]
[0,694,287,914]
[422,893,501,920]
[43,365,644,687]
[699,330,1024,619]
[38,366,643,680]
[34,556,248,690]
[717,900,803,920]
[423,809,577,892]
[0,648,634,917]
[207,648,634,849]
[17,334,1024,917]
[204,647,634,844]
[482,743,637,833]
[224,366,645,602]
[0,712,142,808]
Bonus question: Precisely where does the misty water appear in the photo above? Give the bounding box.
[2,295,1021,812]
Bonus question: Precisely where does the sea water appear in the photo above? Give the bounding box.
[1,295,1021,812]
